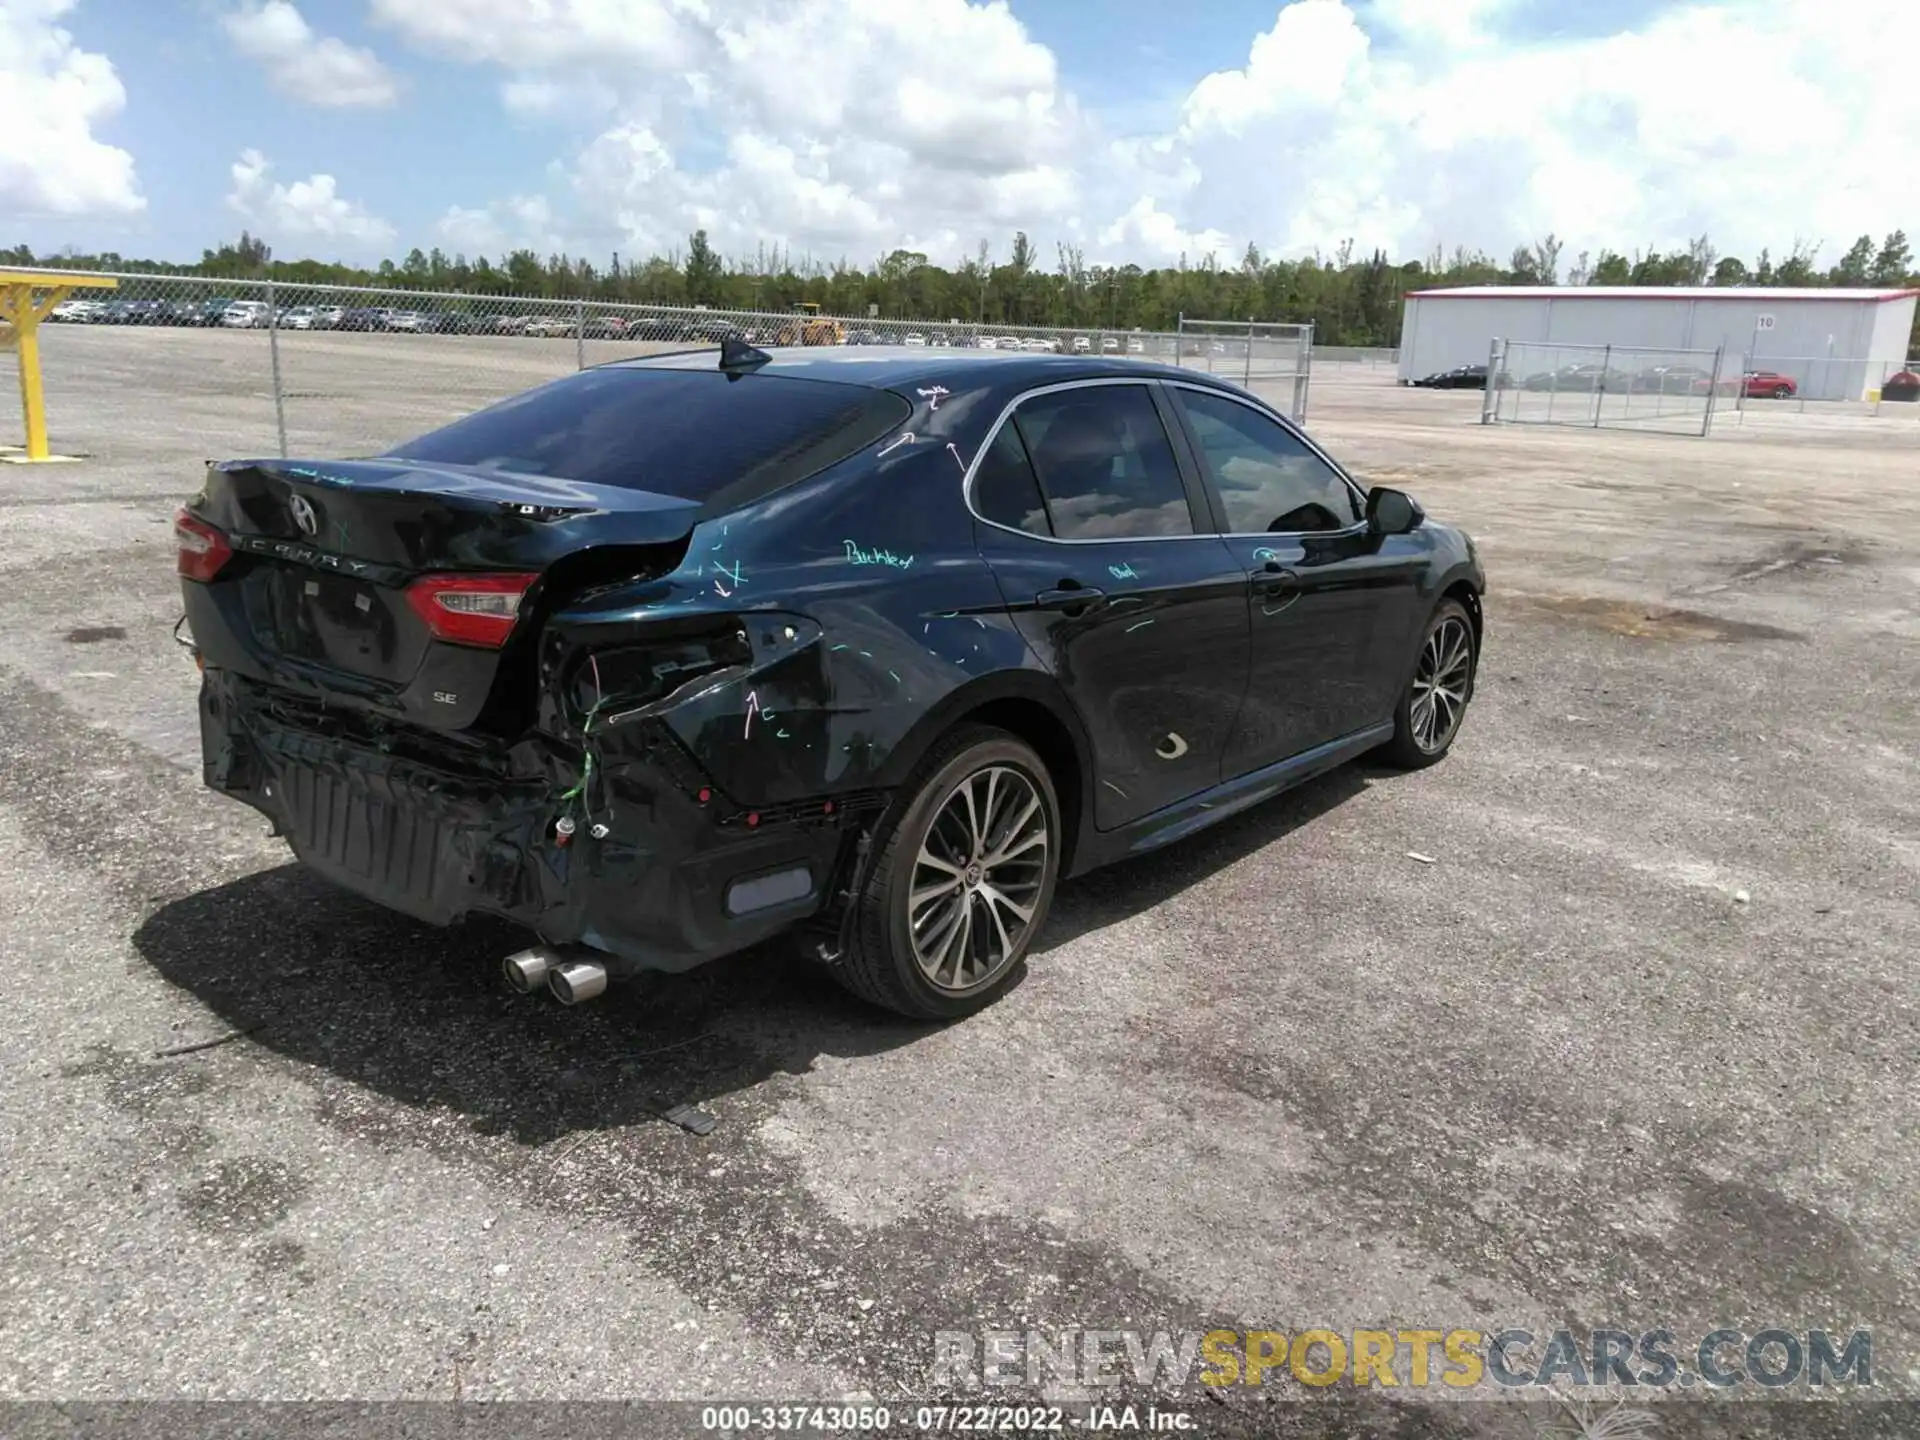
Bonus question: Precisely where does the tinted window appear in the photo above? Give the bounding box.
[1174,389,1359,533]
[1011,386,1194,540]
[386,366,911,509]
[972,422,1053,536]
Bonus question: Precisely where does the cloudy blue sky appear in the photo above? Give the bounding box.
[5,0,1913,271]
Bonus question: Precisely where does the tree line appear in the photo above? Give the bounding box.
[4,227,1915,349]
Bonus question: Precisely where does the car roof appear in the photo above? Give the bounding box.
[605,347,1218,392]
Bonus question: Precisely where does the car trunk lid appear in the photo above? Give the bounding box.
[185,457,700,729]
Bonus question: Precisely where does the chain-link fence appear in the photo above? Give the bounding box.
[7,267,1316,459]
[1173,316,1313,419]
[1717,353,1920,423]
[1481,339,1729,436]
[1314,345,1399,368]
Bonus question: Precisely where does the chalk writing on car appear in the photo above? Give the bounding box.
[843,540,915,570]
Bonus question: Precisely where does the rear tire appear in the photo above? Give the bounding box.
[829,726,1061,1020]
[1378,599,1477,770]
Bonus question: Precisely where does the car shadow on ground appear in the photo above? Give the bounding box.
[131,764,1376,1148]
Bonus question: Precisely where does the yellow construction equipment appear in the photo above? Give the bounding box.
[1,269,118,462]
[770,301,844,347]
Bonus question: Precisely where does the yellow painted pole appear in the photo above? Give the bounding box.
[8,284,52,459]
[1,270,115,462]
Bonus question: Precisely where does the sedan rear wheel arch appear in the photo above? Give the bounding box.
[831,723,1063,1020]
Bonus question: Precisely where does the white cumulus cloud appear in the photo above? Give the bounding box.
[374,0,1086,263]
[1363,0,1512,51]
[227,149,396,249]
[362,0,1920,274]
[223,1,399,108]
[1123,1,1920,267]
[368,0,704,73]
[0,0,142,218]
[436,194,567,255]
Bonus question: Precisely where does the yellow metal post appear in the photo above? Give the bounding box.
[1,269,117,462]
[5,286,61,460]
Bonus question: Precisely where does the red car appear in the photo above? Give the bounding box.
[1687,370,1799,399]
[1739,370,1797,399]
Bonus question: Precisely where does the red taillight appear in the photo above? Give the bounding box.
[404,572,539,649]
[175,508,233,582]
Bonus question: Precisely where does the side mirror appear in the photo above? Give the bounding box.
[1367,486,1424,536]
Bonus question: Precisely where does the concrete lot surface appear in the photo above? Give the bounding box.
[1,329,1916,1436]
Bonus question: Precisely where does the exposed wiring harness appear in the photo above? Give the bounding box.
[554,653,614,840]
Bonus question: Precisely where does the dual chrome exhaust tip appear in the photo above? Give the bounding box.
[503,946,608,1006]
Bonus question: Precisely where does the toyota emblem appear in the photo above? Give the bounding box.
[289,493,318,536]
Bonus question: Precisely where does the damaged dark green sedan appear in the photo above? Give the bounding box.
[178,342,1484,1018]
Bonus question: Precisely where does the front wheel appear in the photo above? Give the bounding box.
[1378,600,1477,769]
[1771,385,1792,399]
[830,726,1061,1020]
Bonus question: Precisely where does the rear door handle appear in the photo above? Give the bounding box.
[1036,585,1106,615]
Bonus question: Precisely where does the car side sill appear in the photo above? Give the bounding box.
[1076,721,1395,873]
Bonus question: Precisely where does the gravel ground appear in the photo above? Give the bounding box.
[1,329,1916,1436]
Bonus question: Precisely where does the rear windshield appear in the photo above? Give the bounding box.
[386,366,910,509]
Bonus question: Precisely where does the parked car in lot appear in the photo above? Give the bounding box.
[1521,363,1632,393]
[383,310,426,332]
[338,308,390,331]
[185,298,236,326]
[677,319,745,345]
[1409,364,1509,390]
[1629,364,1717,394]
[176,346,1484,1018]
[278,306,322,330]
[49,299,106,322]
[1738,370,1797,399]
[523,315,577,338]
[616,317,674,342]
[220,301,271,328]
[902,332,928,347]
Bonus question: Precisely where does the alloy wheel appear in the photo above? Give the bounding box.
[907,765,1050,994]
[1410,616,1473,754]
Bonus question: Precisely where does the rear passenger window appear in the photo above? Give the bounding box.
[1012,386,1195,540]
[971,422,1053,536]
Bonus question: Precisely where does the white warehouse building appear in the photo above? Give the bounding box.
[1397,286,1918,401]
